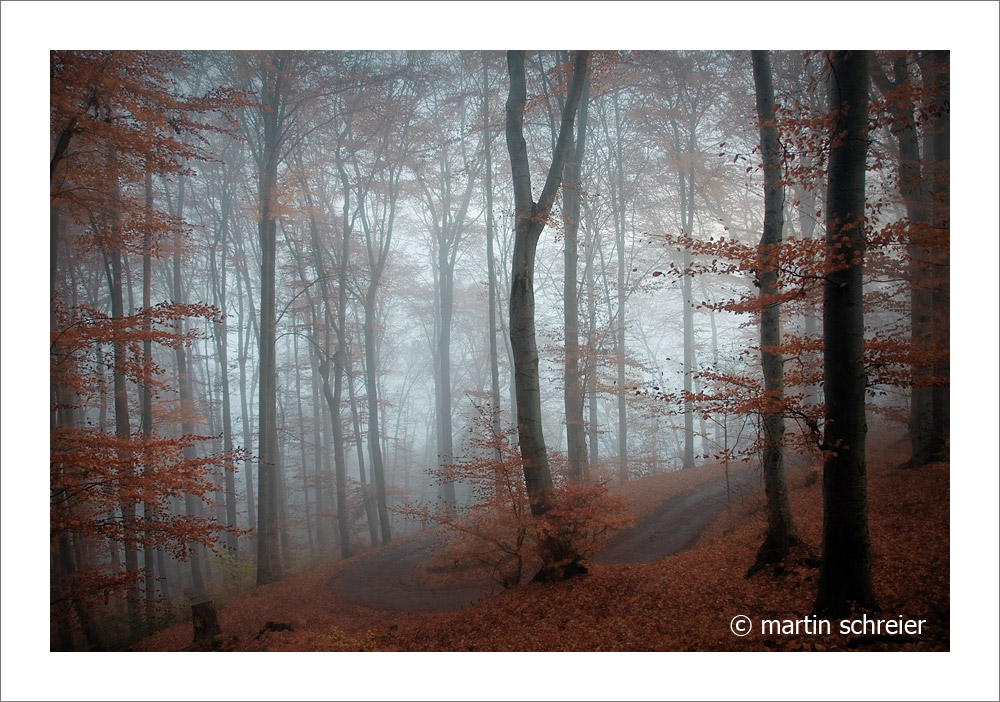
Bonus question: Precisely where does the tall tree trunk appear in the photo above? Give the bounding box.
[679,166,696,470]
[505,50,589,577]
[363,291,392,545]
[108,246,141,626]
[256,56,285,585]
[169,174,207,595]
[922,50,950,462]
[563,73,591,483]
[209,191,239,552]
[750,50,798,569]
[235,265,257,536]
[483,52,504,458]
[293,327,315,554]
[815,50,877,617]
[873,53,933,467]
[141,166,158,621]
[348,361,380,547]
[102,162,141,630]
[582,199,601,467]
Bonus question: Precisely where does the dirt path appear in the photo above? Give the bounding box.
[332,530,495,612]
[332,468,760,611]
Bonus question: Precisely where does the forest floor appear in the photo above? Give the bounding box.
[135,445,949,652]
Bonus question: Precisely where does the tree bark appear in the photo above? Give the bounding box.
[141,165,158,621]
[873,54,934,467]
[483,52,504,458]
[255,54,285,585]
[815,50,877,617]
[563,72,591,483]
[750,50,798,569]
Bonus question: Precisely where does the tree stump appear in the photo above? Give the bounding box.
[192,601,221,643]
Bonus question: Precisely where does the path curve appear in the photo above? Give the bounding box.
[332,468,759,611]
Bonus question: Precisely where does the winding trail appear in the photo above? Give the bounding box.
[332,468,759,611]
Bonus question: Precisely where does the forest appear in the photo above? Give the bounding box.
[7,4,997,698]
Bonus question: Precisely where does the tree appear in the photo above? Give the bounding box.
[919,50,950,464]
[562,67,592,484]
[750,50,798,568]
[815,50,878,617]
[505,49,589,579]
[234,50,301,584]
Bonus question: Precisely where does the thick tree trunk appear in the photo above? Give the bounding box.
[815,50,878,617]
[750,50,798,569]
[506,50,589,576]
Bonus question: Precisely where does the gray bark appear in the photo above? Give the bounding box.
[483,52,504,455]
[255,53,286,585]
[750,50,798,568]
[815,50,877,617]
[562,73,591,483]
[505,50,589,574]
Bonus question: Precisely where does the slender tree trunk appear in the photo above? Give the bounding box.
[363,291,392,545]
[209,194,239,552]
[922,50,950,462]
[750,50,798,569]
[483,53,504,457]
[109,247,141,625]
[293,328,315,554]
[815,50,877,617]
[678,151,698,470]
[141,166,158,621]
[102,164,141,631]
[169,174,207,595]
[563,73,591,483]
[236,267,257,536]
[873,54,933,467]
[582,199,601,467]
[309,343,329,552]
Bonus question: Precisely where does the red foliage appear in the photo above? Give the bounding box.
[398,404,631,587]
[50,51,249,639]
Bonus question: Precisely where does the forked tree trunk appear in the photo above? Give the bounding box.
[505,50,589,577]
